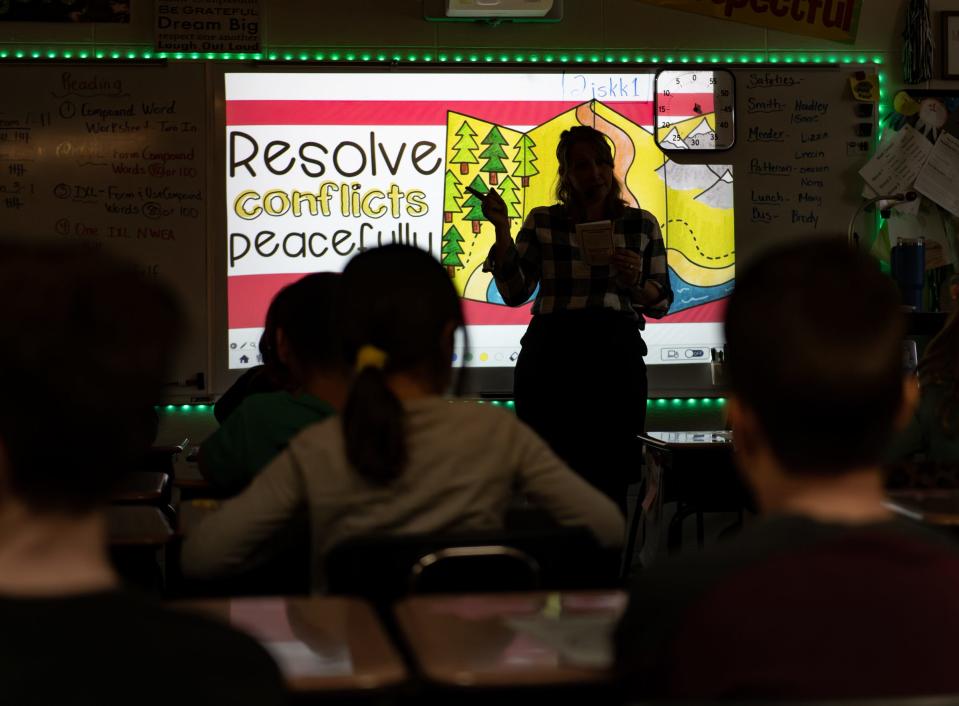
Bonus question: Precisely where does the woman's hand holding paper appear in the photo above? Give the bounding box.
[611,248,642,288]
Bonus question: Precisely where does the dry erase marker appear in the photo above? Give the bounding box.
[464,185,489,198]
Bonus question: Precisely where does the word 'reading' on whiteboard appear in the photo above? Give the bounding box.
[0,64,208,387]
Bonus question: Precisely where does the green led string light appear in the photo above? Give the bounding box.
[650,398,727,408]
[14,45,876,414]
[156,398,727,413]
[877,70,892,140]
[0,48,885,65]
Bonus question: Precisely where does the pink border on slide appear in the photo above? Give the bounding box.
[224,96,715,128]
[228,273,725,329]
[224,99,689,127]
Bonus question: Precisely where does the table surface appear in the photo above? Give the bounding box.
[179,596,407,692]
[110,471,169,503]
[641,430,733,449]
[394,591,627,688]
[173,462,211,489]
[152,436,190,455]
[885,489,959,526]
[106,506,174,547]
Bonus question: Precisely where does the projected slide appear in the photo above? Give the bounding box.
[225,72,734,369]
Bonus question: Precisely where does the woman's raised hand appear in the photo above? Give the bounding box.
[480,188,511,231]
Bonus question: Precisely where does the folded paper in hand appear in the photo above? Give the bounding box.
[575,220,614,266]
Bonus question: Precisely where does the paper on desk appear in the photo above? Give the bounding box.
[575,220,614,266]
[262,641,353,678]
[859,125,932,217]
[505,614,619,669]
[915,132,959,218]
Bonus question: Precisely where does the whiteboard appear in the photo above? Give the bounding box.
[657,65,877,396]
[0,62,876,398]
[723,65,873,265]
[0,63,208,393]
[209,65,877,394]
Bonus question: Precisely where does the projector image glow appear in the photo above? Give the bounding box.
[446,0,554,17]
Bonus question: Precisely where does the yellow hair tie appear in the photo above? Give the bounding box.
[355,344,388,372]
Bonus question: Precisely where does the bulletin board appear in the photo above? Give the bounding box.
[872,89,959,278]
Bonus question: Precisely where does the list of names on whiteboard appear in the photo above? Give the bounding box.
[743,71,832,232]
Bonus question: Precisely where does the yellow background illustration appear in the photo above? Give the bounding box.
[441,100,735,314]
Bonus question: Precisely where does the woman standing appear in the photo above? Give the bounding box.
[480,125,672,509]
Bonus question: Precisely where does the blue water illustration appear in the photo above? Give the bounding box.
[483,270,726,312]
[487,279,539,305]
[668,267,733,313]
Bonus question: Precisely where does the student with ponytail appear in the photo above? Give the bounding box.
[343,343,406,485]
[183,245,623,591]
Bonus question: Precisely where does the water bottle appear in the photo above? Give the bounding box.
[890,238,925,311]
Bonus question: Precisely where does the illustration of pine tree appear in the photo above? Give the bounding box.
[498,175,522,220]
[461,175,488,234]
[441,224,466,277]
[450,120,480,176]
[479,125,509,186]
[443,170,464,223]
[512,133,539,187]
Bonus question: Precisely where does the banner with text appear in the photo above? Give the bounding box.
[634,0,862,43]
[157,0,259,52]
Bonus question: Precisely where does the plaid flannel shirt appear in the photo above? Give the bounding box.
[484,205,673,323]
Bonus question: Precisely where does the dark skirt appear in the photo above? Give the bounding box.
[513,308,647,510]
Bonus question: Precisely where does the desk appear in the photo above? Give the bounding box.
[107,506,175,592]
[138,437,189,475]
[180,597,407,692]
[152,436,190,457]
[394,591,626,688]
[111,471,170,505]
[635,430,748,557]
[107,506,175,547]
[173,462,211,491]
[885,489,959,526]
[644,430,733,448]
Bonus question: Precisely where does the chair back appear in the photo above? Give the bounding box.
[408,544,541,593]
[325,526,617,605]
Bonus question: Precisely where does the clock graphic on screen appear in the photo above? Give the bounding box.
[654,69,736,152]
